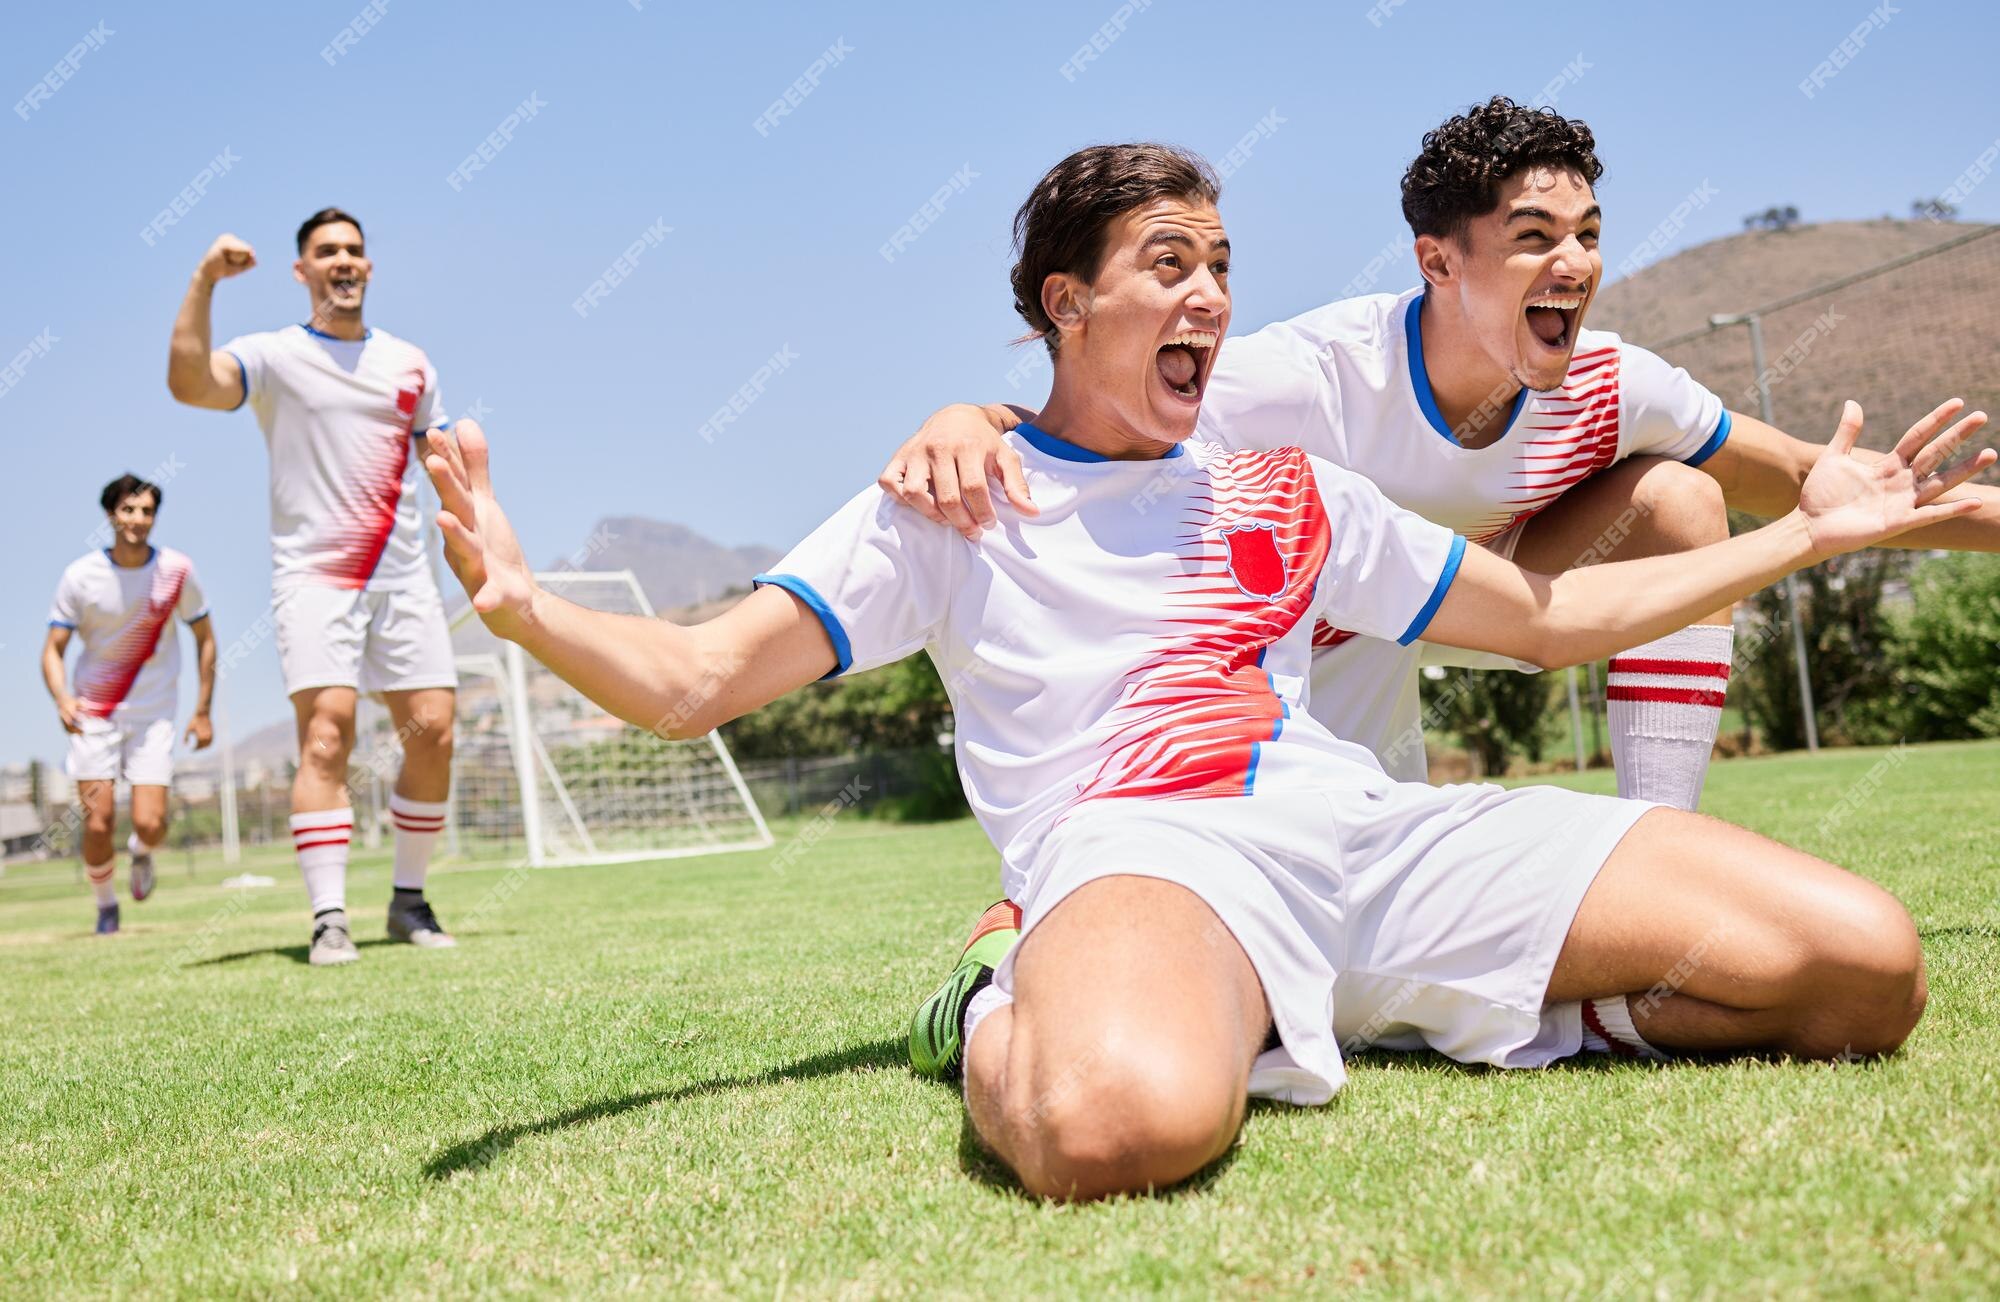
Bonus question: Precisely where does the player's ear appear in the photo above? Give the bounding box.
[293,259,307,285]
[1414,233,1453,289]
[1042,273,1091,342]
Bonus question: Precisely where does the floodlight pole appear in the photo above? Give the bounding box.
[1709,311,1820,752]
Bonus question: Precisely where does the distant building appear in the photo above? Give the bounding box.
[1,803,46,860]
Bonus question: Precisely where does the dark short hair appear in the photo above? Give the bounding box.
[1401,96,1604,242]
[101,473,161,513]
[296,206,364,254]
[1011,143,1221,356]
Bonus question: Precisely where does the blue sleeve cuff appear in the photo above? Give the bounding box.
[1683,408,1732,468]
[753,573,852,679]
[185,609,211,624]
[224,351,249,411]
[1397,533,1467,646]
[48,619,76,630]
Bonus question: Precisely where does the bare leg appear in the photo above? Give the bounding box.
[128,784,169,849]
[77,780,116,869]
[1550,809,1925,1058]
[963,875,1271,1201]
[290,686,357,814]
[382,687,455,802]
[1512,454,1731,616]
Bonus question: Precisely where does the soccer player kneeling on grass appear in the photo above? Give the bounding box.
[41,474,216,935]
[424,145,1988,1201]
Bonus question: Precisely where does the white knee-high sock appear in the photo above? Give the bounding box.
[290,808,352,916]
[1607,624,1735,811]
[389,794,447,892]
[86,856,117,907]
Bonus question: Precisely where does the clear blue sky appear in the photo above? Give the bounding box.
[3,0,1995,767]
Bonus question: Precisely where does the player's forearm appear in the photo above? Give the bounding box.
[40,645,69,704]
[166,273,219,402]
[503,590,746,740]
[1532,513,1818,667]
[193,631,217,714]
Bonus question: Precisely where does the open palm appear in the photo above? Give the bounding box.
[421,419,540,638]
[1799,400,1993,558]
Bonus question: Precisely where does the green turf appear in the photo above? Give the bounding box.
[3,742,1997,1297]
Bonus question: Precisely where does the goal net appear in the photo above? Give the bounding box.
[410,570,773,867]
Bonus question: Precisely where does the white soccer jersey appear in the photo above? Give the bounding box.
[756,423,1464,896]
[221,324,448,592]
[49,547,208,721]
[1199,288,1729,546]
[1195,287,1732,776]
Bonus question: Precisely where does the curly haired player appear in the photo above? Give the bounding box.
[426,143,1985,1199]
[880,97,2000,805]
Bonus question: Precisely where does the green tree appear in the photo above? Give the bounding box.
[1423,667,1554,778]
[1738,551,1909,750]
[1882,552,2000,741]
[722,656,952,760]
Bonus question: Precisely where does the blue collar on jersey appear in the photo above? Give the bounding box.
[301,322,373,341]
[1405,292,1528,447]
[1015,420,1186,462]
[103,545,157,569]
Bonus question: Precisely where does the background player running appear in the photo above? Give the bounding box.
[882,97,2000,811]
[42,474,215,935]
[165,209,458,966]
[420,144,1987,1200]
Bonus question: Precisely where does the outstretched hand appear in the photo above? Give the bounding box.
[422,419,540,639]
[1798,399,1994,558]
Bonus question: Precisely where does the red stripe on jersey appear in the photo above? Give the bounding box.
[315,362,425,589]
[1610,658,1732,680]
[1607,685,1727,708]
[1073,448,1329,808]
[75,559,189,717]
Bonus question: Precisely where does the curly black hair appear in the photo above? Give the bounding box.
[1400,96,1603,241]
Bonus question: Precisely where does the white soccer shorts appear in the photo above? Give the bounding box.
[991,781,1658,1106]
[66,714,178,786]
[273,583,458,697]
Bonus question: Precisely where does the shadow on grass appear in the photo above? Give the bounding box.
[190,931,524,967]
[423,1034,906,1180]
[189,937,401,967]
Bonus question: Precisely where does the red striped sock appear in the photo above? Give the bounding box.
[86,857,117,907]
[389,794,448,891]
[1580,995,1670,1061]
[1607,624,1734,811]
[290,808,353,915]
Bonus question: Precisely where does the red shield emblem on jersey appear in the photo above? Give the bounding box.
[1221,524,1286,600]
[395,387,419,416]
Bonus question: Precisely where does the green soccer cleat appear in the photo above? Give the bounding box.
[909,900,1021,1080]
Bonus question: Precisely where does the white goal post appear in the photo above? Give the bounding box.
[436,570,773,868]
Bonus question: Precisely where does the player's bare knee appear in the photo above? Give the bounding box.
[131,812,167,845]
[1630,460,1728,549]
[1010,1042,1237,1200]
[299,713,354,772]
[1799,883,1927,1055]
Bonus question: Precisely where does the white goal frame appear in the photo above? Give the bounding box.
[446,570,773,868]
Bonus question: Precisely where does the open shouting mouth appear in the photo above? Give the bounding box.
[1524,287,1587,354]
[1156,327,1218,404]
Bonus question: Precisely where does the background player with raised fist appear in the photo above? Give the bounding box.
[166,209,460,966]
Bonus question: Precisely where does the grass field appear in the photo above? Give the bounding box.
[3,741,1997,1297]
